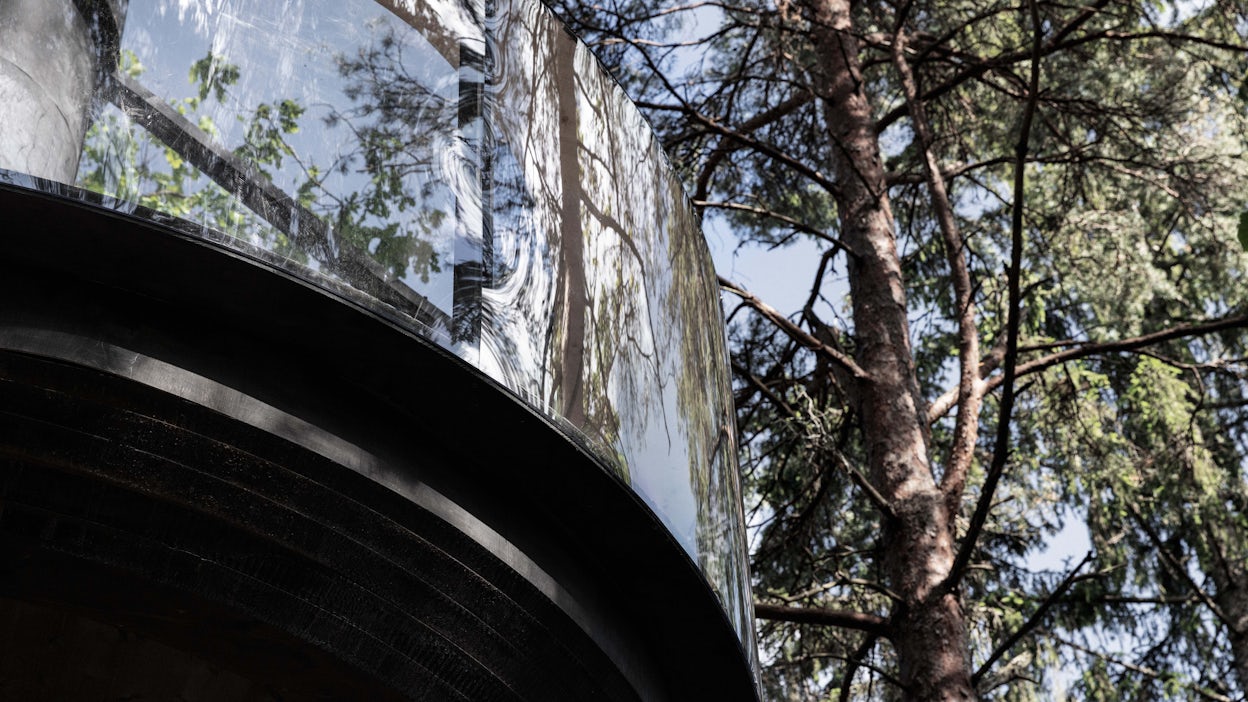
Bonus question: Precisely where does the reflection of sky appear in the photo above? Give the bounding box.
[117,0,468,313]
[574,43,712,558]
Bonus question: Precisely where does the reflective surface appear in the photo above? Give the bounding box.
[0,0,755,662]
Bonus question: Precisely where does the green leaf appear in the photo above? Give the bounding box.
[1238,211,1248,251]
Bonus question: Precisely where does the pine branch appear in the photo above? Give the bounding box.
[1126,502,1238,634]
[874,0,1113,133]
[972,552,1095,687]
[1047,631,1234,702]
[731,362,895,518]
[928,313,1248,423]
[754,602,891,636]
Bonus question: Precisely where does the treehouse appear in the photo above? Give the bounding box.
[0,0,759,699]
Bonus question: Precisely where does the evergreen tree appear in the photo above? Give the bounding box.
[554,1,1248,699]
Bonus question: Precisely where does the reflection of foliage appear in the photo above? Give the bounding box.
[235,99,304,176]
[566,52,749,635]
[188,52,239,104]
[80,51,307,257]
[324,23,460,284]
[80,27,461,287]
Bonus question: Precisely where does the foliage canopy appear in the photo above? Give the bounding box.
[553,0,1248,699]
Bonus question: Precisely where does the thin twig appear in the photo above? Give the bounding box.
[972,551,1095,686]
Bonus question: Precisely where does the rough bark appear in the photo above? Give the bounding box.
[800,0,977,699]
[1209,536,1248,695]
[1224,586,1248,698]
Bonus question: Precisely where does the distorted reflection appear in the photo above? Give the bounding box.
[480,0,561,407]
[0,0,755,655]
[487,0,755,662]
[76,0,477,334]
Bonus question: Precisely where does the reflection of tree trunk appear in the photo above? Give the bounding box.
[1208,530,1248,695]
[802,0,976,699]
[552,28,586,426]
[376,0,470,72]
[0,0,125,182]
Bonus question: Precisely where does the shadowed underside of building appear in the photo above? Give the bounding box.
[0,0,759,700]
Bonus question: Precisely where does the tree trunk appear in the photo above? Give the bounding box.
[1209,537,1248,697]
[800,0,977,699]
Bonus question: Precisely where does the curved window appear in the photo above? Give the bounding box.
[0,0,756,663]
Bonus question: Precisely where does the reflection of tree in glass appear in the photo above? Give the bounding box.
[79,51,298,258]
[324,23,459,285]
[479,3,564,412]
[79,23,466,300]
[568,43,750,637]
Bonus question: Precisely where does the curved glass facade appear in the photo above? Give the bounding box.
[0,0,755,662]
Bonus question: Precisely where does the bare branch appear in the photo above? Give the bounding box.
[636,99,843,195]
[695,200,850,251]
[720,275,869,380]
[829,448,898,520]
[838,634,881,702]
[943,0,1044,595]
[1067,594,1200,606]
[734,362,796,417]
[1052,27,1248,56]
[891,26,982,504]
[885,156,1014,186]
[772,576,902,604]
[694,93,814,201]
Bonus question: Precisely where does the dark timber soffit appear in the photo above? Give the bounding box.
[0,181,761,702]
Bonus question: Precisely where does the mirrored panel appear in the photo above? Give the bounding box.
[0,0,756,663]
